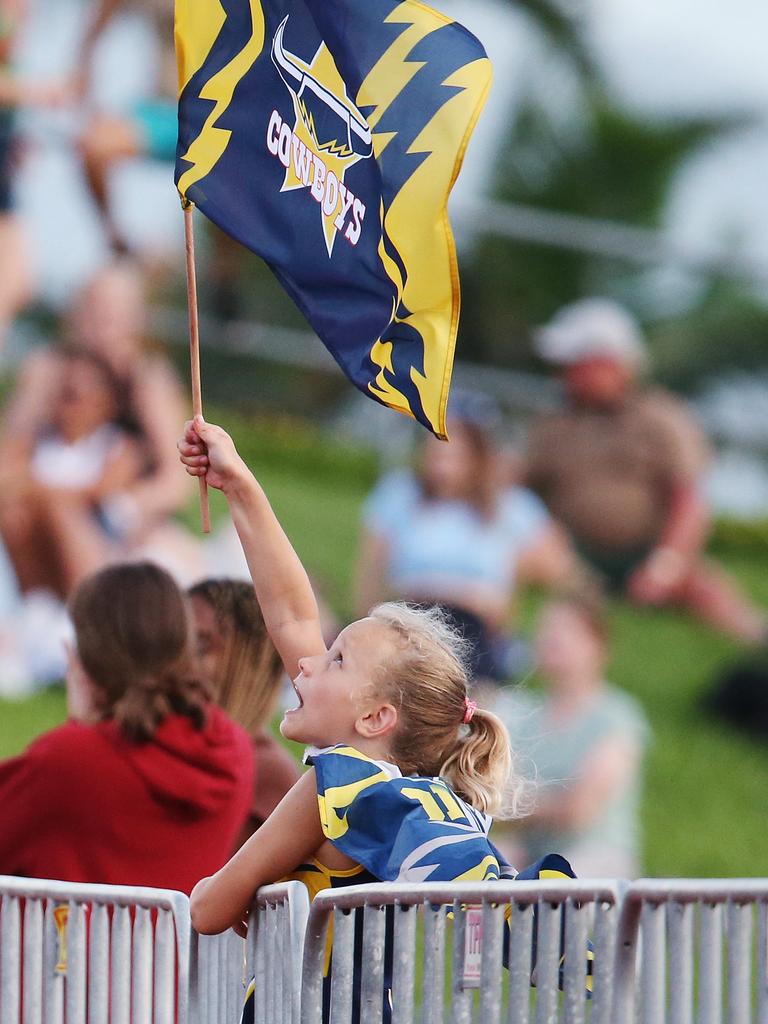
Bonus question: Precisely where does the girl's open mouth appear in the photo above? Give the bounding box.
[285,679,304,713]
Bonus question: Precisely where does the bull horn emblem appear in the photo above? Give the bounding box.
[271,17,373,159]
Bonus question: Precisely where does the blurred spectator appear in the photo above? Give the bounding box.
[495,588,649,878]
[189,578,300,849]
[0,259,197,582]
[77,1,244,309]
[355,393,573,683]
[0,1,69,343]
[0,259,199,691]
[77,0,176,254]
[527,298,767,643]
[0,562,252,892]
[0,345,142,595]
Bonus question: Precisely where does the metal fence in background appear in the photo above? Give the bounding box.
[614,879,768,1024]
[300,879,623,1024]
[192,880,310,1024]
[0,874,192,1024]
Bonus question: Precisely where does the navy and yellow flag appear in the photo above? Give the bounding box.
[175,1,492,437]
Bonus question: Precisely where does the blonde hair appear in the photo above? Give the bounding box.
[188,579,284,734]
[368,602,521,818]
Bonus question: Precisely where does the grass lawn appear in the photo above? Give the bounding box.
[1,413,767,879]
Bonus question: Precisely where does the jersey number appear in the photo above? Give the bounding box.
[401,784,467,823]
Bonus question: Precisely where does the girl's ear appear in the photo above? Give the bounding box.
[356,702,398,740]
[65,643,101,723]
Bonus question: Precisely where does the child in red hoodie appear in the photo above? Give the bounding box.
[0,561,253,894]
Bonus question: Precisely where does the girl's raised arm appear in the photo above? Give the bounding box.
[178,417,326,677]
[190,769,324,935]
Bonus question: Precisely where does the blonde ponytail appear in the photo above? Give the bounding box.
[439,708,513,817]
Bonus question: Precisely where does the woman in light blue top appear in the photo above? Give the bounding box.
[355,396,573,681]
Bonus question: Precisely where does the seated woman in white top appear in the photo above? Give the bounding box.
[0,262,207,591]
[355,393,574,683]
[0,262,192,540]
[0,346,142,596]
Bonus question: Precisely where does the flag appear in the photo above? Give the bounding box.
[175,0,491,437]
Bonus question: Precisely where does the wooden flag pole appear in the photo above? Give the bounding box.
[183,201,211,534]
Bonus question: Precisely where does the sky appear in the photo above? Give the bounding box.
[441,0,768,283]
[587,0,768,117]
[587,0,768,284]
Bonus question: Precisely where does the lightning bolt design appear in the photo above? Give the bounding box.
[174,0,226,95]
[356,8,492,437]
[356,4,443,156]
[176,0,265,200]
[318,139,354,159]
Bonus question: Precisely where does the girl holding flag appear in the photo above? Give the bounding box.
[178,415,522,936]
[178,418,582,909]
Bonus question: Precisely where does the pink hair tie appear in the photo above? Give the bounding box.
[463,698,478,725]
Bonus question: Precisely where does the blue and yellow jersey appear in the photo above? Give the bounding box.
[305,744,515,884]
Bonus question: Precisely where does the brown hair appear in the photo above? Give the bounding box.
[552,581,609,647]
[418,417,500,520]
[188,578,284,734]
[70,562,209,741]
[56,344,130,418]
[368,603,521,817]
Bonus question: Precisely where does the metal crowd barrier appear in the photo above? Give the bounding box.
[193,927,244,1024]
[6,875,768,1023]
[192,880,309,1024]
[0,875,309,1024]
[614,879,768,1024]
[299,879,623,1024]
[0,874,192,1024]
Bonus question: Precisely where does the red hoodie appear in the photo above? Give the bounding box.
[0,706,253,894]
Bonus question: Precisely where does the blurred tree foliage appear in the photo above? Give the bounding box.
[459,1,768,389]
[650,279,768,390]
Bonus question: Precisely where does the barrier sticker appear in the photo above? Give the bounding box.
[53,904,69,975]
[461,906,483,989]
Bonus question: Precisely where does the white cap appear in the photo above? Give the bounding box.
[534,298,647,368]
